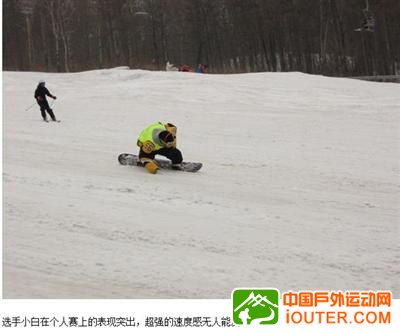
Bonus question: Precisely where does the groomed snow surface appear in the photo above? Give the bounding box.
[3,68,400,298]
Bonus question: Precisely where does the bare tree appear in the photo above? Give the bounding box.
[3,0,399,76]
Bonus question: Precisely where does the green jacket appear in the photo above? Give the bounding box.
[137,122,177,153]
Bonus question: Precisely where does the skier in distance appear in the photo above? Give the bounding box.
[34,80,58,122]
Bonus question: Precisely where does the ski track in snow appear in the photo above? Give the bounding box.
[3,68,400,298]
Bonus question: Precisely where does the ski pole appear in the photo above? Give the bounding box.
[25,102,36,111]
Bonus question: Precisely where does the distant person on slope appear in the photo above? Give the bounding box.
[179,64,192,72]
[34,80,57,122]
[137,122,183,174]
[196,64,208,73]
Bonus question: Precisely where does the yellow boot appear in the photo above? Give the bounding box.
[144,160,159,174]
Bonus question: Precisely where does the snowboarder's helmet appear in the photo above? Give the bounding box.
[38,80,45,86]
[159,131,174,144]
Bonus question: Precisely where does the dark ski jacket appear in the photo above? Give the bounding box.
[34,85,55,103]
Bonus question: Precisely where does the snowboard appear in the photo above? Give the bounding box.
[118,153,202,173]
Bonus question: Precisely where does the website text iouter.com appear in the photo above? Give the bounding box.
[285,310,390,324]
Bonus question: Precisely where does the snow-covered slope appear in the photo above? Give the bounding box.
[3,68,399,298]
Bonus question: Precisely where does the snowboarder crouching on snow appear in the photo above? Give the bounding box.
[137,122,183,174]
[34,80,57,122]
